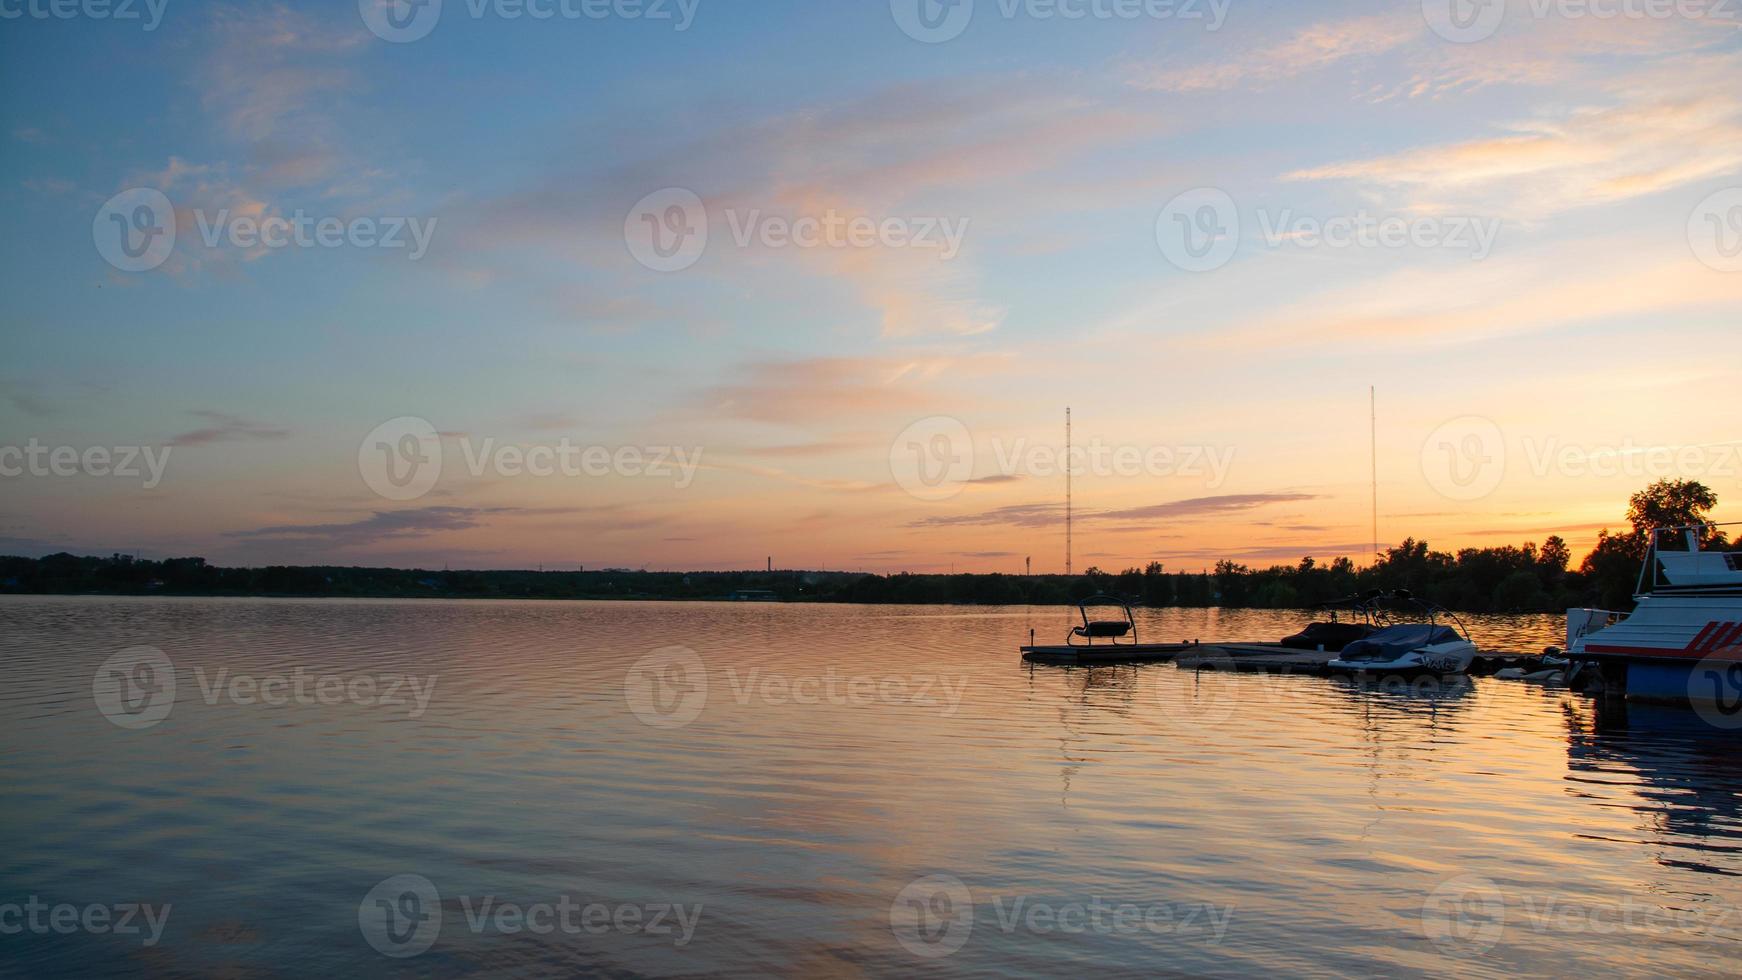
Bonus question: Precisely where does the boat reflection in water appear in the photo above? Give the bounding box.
[1565,696,1742,876]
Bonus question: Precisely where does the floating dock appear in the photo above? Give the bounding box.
[1175,645,1338,674]
[1021,642,1200,665]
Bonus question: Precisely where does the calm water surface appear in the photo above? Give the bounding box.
[2,597,1739,978]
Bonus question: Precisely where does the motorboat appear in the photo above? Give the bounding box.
[1197,593,1379,658]
[1562,523,1742,704]
[1021,594,1198,664]
[1327,591,1478,675]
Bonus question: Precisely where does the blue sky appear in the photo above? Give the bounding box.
[2,0,1740,571]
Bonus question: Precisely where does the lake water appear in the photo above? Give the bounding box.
[2,597,1739,977]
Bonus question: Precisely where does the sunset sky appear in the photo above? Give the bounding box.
[2,0,1740,572]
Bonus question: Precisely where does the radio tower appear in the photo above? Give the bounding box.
[1065,406,1073,577]
[1370,386,1379,567]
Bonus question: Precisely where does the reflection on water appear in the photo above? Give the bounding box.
[0,597,1737,978]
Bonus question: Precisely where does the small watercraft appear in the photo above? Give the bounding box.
[1197,593,1379,658]
[1327,592,1477,676]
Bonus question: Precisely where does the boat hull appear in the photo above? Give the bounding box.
[1327,641,1478,676]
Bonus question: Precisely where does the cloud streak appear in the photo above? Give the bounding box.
[169,411,292,447]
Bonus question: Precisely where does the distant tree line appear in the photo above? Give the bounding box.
[1,481,1728,614]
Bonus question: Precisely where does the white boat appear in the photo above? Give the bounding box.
[1327,592,1478,675]
[1328,623,1478,675]
[1563,523,1742,704]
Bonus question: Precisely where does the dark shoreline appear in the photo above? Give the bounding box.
[1,550,1593,614]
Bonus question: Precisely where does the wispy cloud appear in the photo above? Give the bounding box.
[453,79,1170,337]
[228,505,517,544]
[1099,493,1325,521]
[1128,13,1418,93]
[910,503,1065,529]
[1195,243,1742,349]
[695,354,1007,423]
[22,177,74,195]
[1287,54,1742,217]
[199,3,368,187]
[909,493,1321,530]
[3,386,55,418]
[168,411,292,447]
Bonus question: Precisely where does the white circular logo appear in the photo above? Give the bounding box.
[625,646,709,728]
[1159,666,1246,731]
[1423,0,1506,43]
[889,416,974,502]
[359,0,442,42]
[1421,416,1505,501]
[359,874,442,958]
[359,417,443,502]
[890,874,974,959]
[1421,874,1506,955]
[890,0,974,43]
[92,646,176,730]
[1689,188,1742,273]
[1689,651,1742,730]
[94,188,175,273]
[1156,188,1239,272]
[625,188,708,272]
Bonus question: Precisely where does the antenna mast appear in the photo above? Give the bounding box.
[1066,406,1073,577]
[1370,386,1378,567]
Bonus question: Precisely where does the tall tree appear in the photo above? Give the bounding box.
[1626,479,1719,542]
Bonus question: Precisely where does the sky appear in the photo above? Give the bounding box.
[1,0,1740,573]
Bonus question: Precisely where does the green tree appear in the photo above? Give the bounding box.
[1626,478,1718,541]
[1493,569,1549,611]
[1581,480,1723,608]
